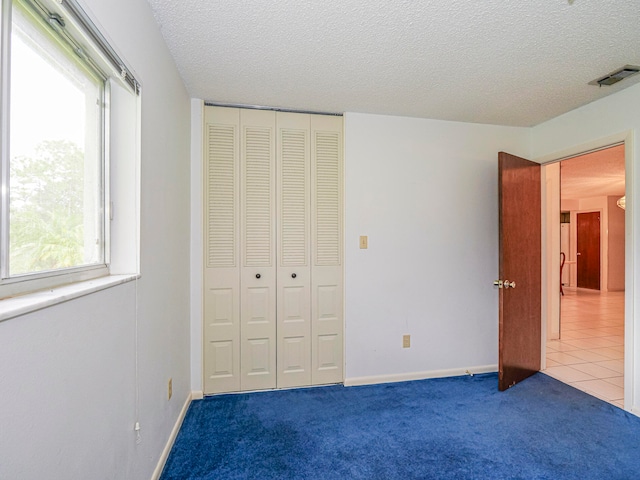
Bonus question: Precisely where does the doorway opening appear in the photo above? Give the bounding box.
[543,144,625,408]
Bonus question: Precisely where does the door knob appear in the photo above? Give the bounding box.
[255,273,261,279]
[291,273,297,278]
[504,280,516,289]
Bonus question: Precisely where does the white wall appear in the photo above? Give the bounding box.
[187,110,531,388]
[344,112,530,383]
[0,0,192,478]
[532,81,640,413]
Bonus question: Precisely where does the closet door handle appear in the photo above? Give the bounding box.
[291,273,297,279]
[255,273,261,279]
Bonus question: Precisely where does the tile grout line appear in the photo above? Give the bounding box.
[544,289,624,405]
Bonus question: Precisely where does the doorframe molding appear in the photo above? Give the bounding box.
[537,129,634,412]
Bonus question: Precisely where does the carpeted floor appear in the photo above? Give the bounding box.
[160,373,640,479]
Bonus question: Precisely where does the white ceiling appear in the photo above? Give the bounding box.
[145,0,640,127]
[561,144,625,200]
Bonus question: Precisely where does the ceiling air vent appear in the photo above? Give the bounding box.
[589,65,640,86]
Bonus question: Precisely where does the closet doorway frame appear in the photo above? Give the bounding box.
[190,101,346,397]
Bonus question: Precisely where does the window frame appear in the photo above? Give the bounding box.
[0,0,138,300]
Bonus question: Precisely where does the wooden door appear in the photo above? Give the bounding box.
[310,114,344,385]
[277,112,312,388]
[498,152,541,391]
[577,212,600,290]
[239,109,277,391]
[203,106,241,394]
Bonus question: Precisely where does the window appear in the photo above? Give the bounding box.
[0,0,139,299]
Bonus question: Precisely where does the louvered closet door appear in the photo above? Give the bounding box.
[203,107,343,394]
[203,107,241,394]
[276,112,312,388]
[311,114,344,385]
[240,109,277,391]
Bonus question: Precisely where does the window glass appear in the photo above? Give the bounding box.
[7,1,104,276]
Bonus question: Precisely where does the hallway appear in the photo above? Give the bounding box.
[544,288,624,408]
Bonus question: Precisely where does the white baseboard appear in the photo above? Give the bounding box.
[344,365,498,387]
[151,393,192,480]
[191,390,204,400]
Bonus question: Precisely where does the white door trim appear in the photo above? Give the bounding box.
[537,130,634,413]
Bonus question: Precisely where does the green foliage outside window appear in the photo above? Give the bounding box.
[9,140,86,275]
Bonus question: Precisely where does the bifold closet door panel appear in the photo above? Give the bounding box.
[203,106,241,394]
[311,114,344,385]
[276,112,312,388]
[240,108,277,391]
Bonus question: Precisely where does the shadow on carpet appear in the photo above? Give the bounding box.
[160,373,640,479]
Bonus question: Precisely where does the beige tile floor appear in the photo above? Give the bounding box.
[544,288,624,408]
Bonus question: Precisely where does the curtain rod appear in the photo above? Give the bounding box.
[204,101,343,117]
[60,0,140,94]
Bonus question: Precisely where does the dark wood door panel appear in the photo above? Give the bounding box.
[577,212,600,290]
[498,152,541,391]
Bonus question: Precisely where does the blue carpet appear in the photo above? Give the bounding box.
[160,373,640,479]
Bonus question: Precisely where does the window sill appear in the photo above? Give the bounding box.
[0,274,139,323]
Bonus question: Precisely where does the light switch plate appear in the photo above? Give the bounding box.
[360,236,368,249]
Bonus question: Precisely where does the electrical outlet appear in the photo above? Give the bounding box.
[168,378,172,400]
[403,335,410,348]
[360,235,368,249]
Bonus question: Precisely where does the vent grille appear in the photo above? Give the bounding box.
[590,65,640,87]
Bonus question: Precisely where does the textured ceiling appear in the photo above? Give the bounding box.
[145,0,640,127]
[561,145,625,200]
